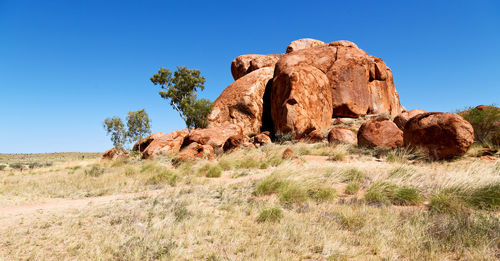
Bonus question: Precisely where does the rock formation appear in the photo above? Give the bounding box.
[102,148,128,160]
[183,124,243,148]
[132,132,164,153]
[231,54,282,80]
[328,127,357,145]
[286,38,325,53]
[357,118,403,148]
[142,130,188,159]
[404,113,474,160]
[393,109,427,130]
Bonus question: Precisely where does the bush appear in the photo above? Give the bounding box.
[430,190,467,213]
[341,168,364,183]
[344,183,360,195]
[0,164,6,171]
[256,207,283,223]
[278,182,308,205]
[85,164,105,177]
[147,170,177,186]
[392,186,422,206]
[307,185,337,202]
[198,164,222,178]
[235,157,260,169]
[255,176,287,196]
[431,184,500,212]
[365,182,422,206]
[274,131,294,144]
[460,105,500,145]
[9,163,24,170]
[463,184,500,210]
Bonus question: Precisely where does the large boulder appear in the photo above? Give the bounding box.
[132,132,164,153]
[183,124,243,148]
[271,40,403,137]
[231,54,282,80]
[142,130,188,159]
[252,133,272,147]
[208,67,274,135]
[222,134,254,152]
[286,38,325,53]
[176,142,215,161]
[404,112,474,160]
[328,127,357,145]
[357,118,403,148]
[393,109,427,130]
[102,148,129,160]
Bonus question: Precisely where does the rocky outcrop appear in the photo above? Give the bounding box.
[271,40,403,137]
[132,132,164,152]
[394,109,427,130]
[357,118,403,148]
[184,124,243,148]
[301,130,325,143]
[282,148,294,159]
[404,113,474,160]
[208,67,274,135]
[222,134,254,152]
[176,142,215,161]
[102,148,128,160]
[252,133,272,147]
[231,54,282,80]
[286,38,325,53]
[142,130,188,159]
[328,127,357,145]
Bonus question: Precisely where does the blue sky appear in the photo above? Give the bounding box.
[0,0,499,153]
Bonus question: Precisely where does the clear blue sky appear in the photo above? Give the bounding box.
[1,0,499,153]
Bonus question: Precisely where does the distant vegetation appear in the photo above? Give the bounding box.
[103,109,151,150]
[460,105,500,147]
[150,66,213,130]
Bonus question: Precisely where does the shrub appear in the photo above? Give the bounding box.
[0,164,6,171]
[147,170,177,186]
[430,190,467,213]
[255,176,287,196]
[341,168,364,183]
[392,186,422,206]
[274,131,294,144]
[364,182,398,205]
[9,163,24,170]
[256,207,283,223]
[235,157,259,169]
[460,105,500,145]
[307,185,337,202]
[463,184,500,210]
[217,159,233,171]
[198,164,222,178]
[85,164,105,177]
[344,183,360,195]
[335,210,367,231]
[431,184,500,211]
[278,182,308,205]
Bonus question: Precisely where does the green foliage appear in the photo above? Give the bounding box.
[274,131,294,144]
[278,182,308,205]
[344,183,360,195]
[256,207,283,223]
[9,162,24,170]
[147,170,177,186]
[341,168,365,183]
[173,203,190,222]
[431,184,500,212]
[151,66,213,129]
[103,117,126,149]
[365,182,421,206]
[255,176,287,196]
[307,185,337,202]
[126,109,151,150]
[85,164,105,177]
[392,186,422,206]
[104,109,152,150]
[198,164,222,178]
[0,164,6,170]
[460,105,500,145]
[334,211,367,231]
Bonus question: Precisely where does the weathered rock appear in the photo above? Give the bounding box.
[286,38,325,53]
[184,124,243,148]
[328,127,357,145]
[231,54,282,80]
[301,130,325,143]
[208,67,274,135]
[222,134,254,152]
[394,109,427,130]
[142,130,188,159]
[403,112,474,160]
[102,148,129,160]
[282,148,294,159]
[253,133,272,147]
[132,132,164,152]
[358,118,403,148]
[271,40,403,137]
[176,142,215,161]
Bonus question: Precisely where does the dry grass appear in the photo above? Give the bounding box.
[0,144,499,260]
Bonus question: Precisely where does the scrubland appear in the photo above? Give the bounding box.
[0,144,499,260]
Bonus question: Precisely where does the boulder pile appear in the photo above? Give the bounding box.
[104,38,478,161]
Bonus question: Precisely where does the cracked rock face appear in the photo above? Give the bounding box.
[271,40,403,136]
[404,112,474,160]
[142,130,188,159]
[208,67,274,135]
[286,38,325,53]
[394,109,427,130]
[230,54,282,80]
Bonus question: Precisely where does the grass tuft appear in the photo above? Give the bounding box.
[256,207,283,223]
[344,183,360,195]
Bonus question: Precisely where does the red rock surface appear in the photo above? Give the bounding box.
[282,148,294,159]
[271,40,403,137]
[184,124,243,148]
[231,54,282,80]
[208,67,274,135]
[357,118,403,148]
[176,142,215,161]
[132,132,164,152]
[286,38,325,53]
[403,112,474,160]
[142,130,188,159]
[301,130,325,143]
[253,133,272,147]
[393,109,427,130]
[222,134,254,152]
[102,148,129,160]
[328,127,357,145]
